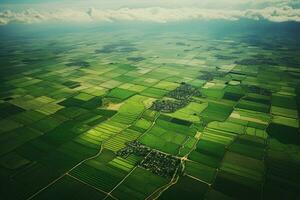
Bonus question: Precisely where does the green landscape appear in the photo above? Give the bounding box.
[1,1,300,200]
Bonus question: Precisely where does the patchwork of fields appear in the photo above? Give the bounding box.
[0,24,300,200]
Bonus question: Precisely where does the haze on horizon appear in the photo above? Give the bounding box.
[0,0,300,25]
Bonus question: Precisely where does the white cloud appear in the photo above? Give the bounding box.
[244,6,300,22]
[0,6,299,25]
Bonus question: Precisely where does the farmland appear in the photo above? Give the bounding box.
[0,21,300,200]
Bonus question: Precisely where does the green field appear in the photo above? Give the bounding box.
[0,17,300,200]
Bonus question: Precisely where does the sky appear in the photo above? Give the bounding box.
[0,0,300,25]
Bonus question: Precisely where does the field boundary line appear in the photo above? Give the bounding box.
[185,174,211,186]
[103,165,138,200]
[66,173,119,200]
[26,145,104,200]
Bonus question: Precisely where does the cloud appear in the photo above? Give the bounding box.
[244,6,300,22]
[1,0,299,10]
[0,6,299,25]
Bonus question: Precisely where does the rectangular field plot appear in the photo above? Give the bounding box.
[236,99,270,113]
[213,169,263,200]
[0,102,26,119]
[158,175,209,200]
[139,117,197,155]
[76,120,126,148]
[32,176,106,200]
[106,88,136,101]
[206,121,245,135]
[263,147,300,199]
[271,105,298,118]
[220,151,265,182]
[272,115,299,128]
[200,102,233,122]
[118,83,147,92]
[188,150,222,169]
[140,87,169,98]
[70,149,130,192]
[104,129,141,152]
[271,94,297,109]
[153,81,180,91]
[229,109,271,127]
[202,128,236,146]
[184,160,217,184]
[139,133,182,155]
[188,138,227,168]
[9,110,46,125]
[112,167,169,200]
[132,118,152,132]
[1,162,61,199]
[0,118,23,134]
[0,127,42,156]
[243,93,271,105]
[228,135,267,160]
[166,102,207,122]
